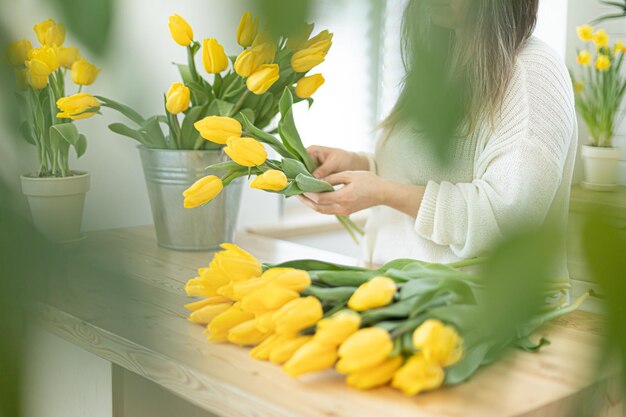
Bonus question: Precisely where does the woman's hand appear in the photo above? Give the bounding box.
[307,145,370,179]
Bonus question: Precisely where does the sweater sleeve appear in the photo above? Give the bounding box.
[356,151,378,174]
[414,46,576,259]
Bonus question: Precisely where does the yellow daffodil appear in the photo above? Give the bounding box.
[240,283,300,314]
[224,137,268,167]
[246,64,280,95]
[347,276,396,311]
[574,81,584,93]
[412,319,463,367]
[237,12,259,48]
[227,319,268,346]
[391,353,444,396]
[33,18,65,46]
[182,175,223,208]
[184,295,230,312]
[283,340,338,377]
[202,38,228,74]
[614,41,625,55]
[250,170,288,191]
[71,59,100,86]
[286,23,315,50]
[165,82,191,115]
[7,39,32,66]
[207,304,255,341]
[291,48,325,73]
[188,301,233,325]
[336,327,393,374]
[210,243,263,282]
[592,29,609,49]
[28,45,59,73]
[234,49,261,77]
[313,310,361,346]
[56,93,100,120]
[273,296,324,334]
[595,54,611,72]
[269,335,313,364]
[295,74,325,99]
[58,46,80,69]
[194,116,242,144]
[577,50,591,67]
[346,356,404,390]
[576,25,594,42]
[168,14,194,47]
[261,268,311,292]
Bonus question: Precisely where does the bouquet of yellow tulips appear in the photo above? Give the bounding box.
[7,18,101,177]
[184,244,586,395]
[572,25,626,147]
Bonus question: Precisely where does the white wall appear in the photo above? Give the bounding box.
[535,0,569,58]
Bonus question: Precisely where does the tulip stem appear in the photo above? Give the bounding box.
[230,90,250,118]
[77,85,83,94]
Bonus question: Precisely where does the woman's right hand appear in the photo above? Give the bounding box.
[306,145,370,179]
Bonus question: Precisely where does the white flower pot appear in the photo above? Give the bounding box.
[581,145,623,191]
[20,172,90,242]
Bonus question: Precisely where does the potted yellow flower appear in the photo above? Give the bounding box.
[7,18,100,241]
[572,25,626,190]
[89,12,332,250]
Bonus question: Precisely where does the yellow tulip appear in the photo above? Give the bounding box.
[184,268,230,297]
[240,284,300,314]
[295,74,325,99]
[346,356,404,390]
[577,50,591,67]
[252,41,277,66]
[202,38,228,74]
[234,49,260,77]
[576,25,594,42]
[26,59,53,77]
[246,64,279,95]
[283,340,338,377]
[194,116,242,144]
[7,39,32,66]
[286,23,315,50]
[188,302,233,324]
[26,70,48,90]
[165,82,190,115]
[210,243,262,282]
[592,29,609,49]
[168,14,194,47]
[254,310,277,333]
[313,310,361,346]
[412,319,463,367]
[250,170,288,191]
[291,49,325,73]
[237,12,259,48]
[391,353,444,396]
[33,18,65,46]
[28,46,59,73]
[269,335,312,364]
[182,175,223,208]
[596,54,611,71]
[225,137,268,167]
[347,276,397,311]
[336,327,393,374]
[229,277,268,299]
[262,268,311,292]
[273,296,323,334]
[250,333,281,360]
[304,30,333,56]
[56,93,100,120]
[71,59,100,86]
[227,319,268,346]
[58,46,80,69]
[184,295,230,311]
[207,305,255,341]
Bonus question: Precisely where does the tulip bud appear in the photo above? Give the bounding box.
[250,334,281,360]
[182,175,224,208]
[273,296,323,334]
[252,41,276,65]
[56,93,101,120]
[291,49,325,73]
[168,14,194,47]
[26,70,48,90]
[165,82,191,115]
[194,116,242,144]
[336,327,393,374]
[230,277,268,300]
[304,30,333,55]
[348,276,396,311]
[202,38,228,74]
[313,310,361,346]
[33,18,65,46]
[261,268,311,292]
[250,170,288,191]
[58,46,80,69]
[246,64,279,95]
[237,12,259,48]
[188,302,233,325]
[210,243,262,282]
[225,137,268,167]
[254,311,277,333]
[234,50,260,78]
[26,59,53,77]
[190,268,231,297]
[412,319,463,367]
[207,305,255,341]
[184,295,230,312]
[227,319,268,346]
[269,335,312,364]
[71,59,100,86]
[346,356,404,390]
[295,74,325,99]
[391,354,444,396]
[283,340,338,377]
[28,46,59,74]
[7,39,32,67]
[240,284,300,314]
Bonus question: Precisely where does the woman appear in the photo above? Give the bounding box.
[298,0,577,270]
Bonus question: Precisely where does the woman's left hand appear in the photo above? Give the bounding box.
[297,171,389,216]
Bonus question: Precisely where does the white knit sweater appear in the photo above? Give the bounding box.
[361,37,578,271]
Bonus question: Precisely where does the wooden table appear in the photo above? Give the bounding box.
[38,226,620,417]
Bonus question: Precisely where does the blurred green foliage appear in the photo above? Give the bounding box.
[255,0,311,40]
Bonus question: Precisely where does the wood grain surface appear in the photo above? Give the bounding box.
[36,226,620,417]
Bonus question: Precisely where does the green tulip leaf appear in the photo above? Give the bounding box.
[96,96,145,126]
[108,123,147,145]
[263,259,368,272]
[514,336,550,352]
[215,99,235,117]
[176,64,194,86]
[140,116,168,148]
[302,286,356,303]
[206,161,244,172]
[19,121,36,146]
[50,123,79,146]
[295,173,334,193]
[240,113,295,159]
[279,181,305,197]
[281,158,310,179]
[180,104,208,150]
[75,134,87,158]
[444,342,492,385]
[312,270,380,287]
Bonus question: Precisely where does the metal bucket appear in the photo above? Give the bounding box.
[138,146,243,251]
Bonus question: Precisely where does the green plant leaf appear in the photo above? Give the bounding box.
[19,121,35,145]
[96,96,145,125]
[140,116,168,148]
[74,134,87,158]
[444,342,492,385]
[302,286,355,303]
[181,104,208,150]
[240,113,295,159]
[50,0,113,55]
[176,64,194,85]
[281,158,310,179]
[50,123,79,146]
[215,99,235,117]
[295,173,334,193]
[108,122,146,144]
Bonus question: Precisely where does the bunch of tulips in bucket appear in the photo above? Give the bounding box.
[184,244,586,395]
